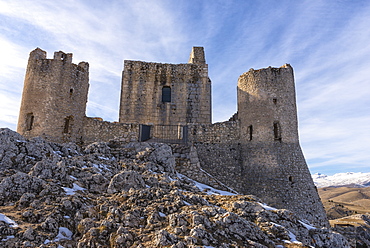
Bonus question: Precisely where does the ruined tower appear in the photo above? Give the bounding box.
[17,48,89,143]
[119,47,211,125]
[237,64,298,143]
[236,65,328,226]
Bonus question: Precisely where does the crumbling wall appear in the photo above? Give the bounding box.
[119,47,211,125]
[82,117,139,144]
[187,121,240,143]
[193,142,329,227]
[17,48,89,144]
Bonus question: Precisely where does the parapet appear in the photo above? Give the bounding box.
[78,62,89,72]
[188,47,206,64]
[54,51,73,64]
[29,48,47,61]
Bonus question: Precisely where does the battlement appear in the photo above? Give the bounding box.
[17,47,328,227]
[27,48,89,72]
[29,48,47,61]
[53,51,73,63]
[18,48,90,144]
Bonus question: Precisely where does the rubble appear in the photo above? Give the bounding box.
[0,128,352,247]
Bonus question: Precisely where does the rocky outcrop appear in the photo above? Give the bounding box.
[0,128,352,247]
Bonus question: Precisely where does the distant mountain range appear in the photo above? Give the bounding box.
[312,172,370,188]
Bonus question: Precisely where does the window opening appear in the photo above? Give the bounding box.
[247,125,253,141]
[26,113,34,131]
[63,116,73,134]
[273,121,281,141]
[273,98,277,104]
[162,86,171,102]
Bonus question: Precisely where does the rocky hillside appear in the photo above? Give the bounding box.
[0,128,351,247]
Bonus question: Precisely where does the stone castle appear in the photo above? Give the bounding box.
[17,47,328,226]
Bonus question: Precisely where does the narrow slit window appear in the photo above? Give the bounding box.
[247,125,253,141]
[26,113,34,131]
[69,88,74,96]
[162,86,171,102]
[273,121,281,141]
[273,98,277,104]
[63,116,73,134]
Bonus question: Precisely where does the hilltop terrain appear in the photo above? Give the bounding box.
[312,173,370,246]
[318,186,370,220]
[0,128,354,247]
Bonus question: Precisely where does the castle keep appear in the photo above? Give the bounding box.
[17,47,328,227]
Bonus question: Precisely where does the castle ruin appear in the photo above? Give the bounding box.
[17,47,328,227]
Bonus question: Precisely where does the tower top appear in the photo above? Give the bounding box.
[188,47,206,64]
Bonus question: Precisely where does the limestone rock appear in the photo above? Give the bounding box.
[107,171,145,193]
[0,129,356,247]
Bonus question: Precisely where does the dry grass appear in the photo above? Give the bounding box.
[318,186,370,226]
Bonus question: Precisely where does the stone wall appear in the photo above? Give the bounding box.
[17,48,89,144]
[237,64,298,143]
[119,47,211,125]
[194,142,329,227]
[82,117,139,144]
[187,121,240,143]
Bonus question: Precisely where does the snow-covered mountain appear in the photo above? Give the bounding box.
[312,172,370,188]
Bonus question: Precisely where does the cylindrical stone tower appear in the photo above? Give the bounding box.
[17,48,89,143]
[235,64,329,227]
[237,64,298,143]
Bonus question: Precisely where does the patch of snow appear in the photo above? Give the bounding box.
[98,156,110,160]
[69,175,77,180]
[92,164,102,172]
[44,239,51,244]
[177,174,236,196]
[1,235,15,241]
[62,183,86,195]
[298,220,316,230]
[312,172,370,188]
[0,213,18,227]
[271,222,283,228]
[168,176,176,182]
[286,231,303,245]
[159,212,166,217]
[57,245,65,248]
[64,216,70,219]
[53,151,63,156]
[183,201,191,206]
[258,203,277,211]
[92,163,109,173]
[54,227,73,242]
[199,168,239,194]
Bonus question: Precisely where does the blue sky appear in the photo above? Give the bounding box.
[0,0,369,175]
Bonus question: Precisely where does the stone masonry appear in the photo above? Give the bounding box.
[17,47,329,227]
[119,47,211,125]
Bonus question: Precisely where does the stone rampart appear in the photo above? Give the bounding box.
[187,120,240,143]
[193,142,329,227]
[82,117,139,144]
